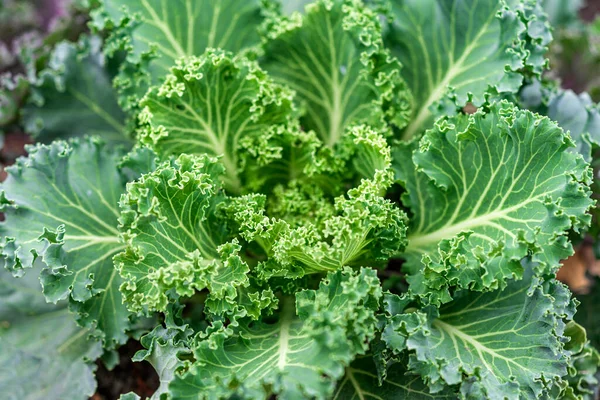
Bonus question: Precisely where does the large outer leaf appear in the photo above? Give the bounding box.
[94,0,272,110]
[333,357,456,399]
[394,101,593,304]
[169,267,382,399]
[518,82,600,161]
[261,0,412,148]
[116,154,253,315]
[23,36,130,146]
[546,90,600,161]
[0,137,131,346]
[387,0,551,140]
[138,49,300,193]
[0,262,102,400]
[383,272,575,399]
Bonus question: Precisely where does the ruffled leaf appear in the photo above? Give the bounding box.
[394,101,593,304]
[116,153,257,316]
[383,272,575,399]
[169,267,382,399]
[138,49,306,193]
[0,261,102,400]
[93,0,273,110]
[261,0,412,148]
[387,0,552,140]
[0,137,132,346]
[225,130,407,279]
[23,36,130,146]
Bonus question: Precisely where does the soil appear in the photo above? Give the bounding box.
[0,131,32,181]
[582,0,600,21]
[92,340,160,400]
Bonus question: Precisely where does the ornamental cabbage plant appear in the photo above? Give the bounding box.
[1,0,600,399]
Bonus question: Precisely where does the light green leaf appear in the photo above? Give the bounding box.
[261,0,412,148]
[94,0,272,109]
[0,263,102,400]
[264,123,397,204]
[116,153,254,315]
[394,101,593,304]
[334,357,456,399]
[256,122,395,199]
[138,49,299,193]
[267,181,337,229]
[240,119,322,192]
[222,125,407,279]
[227,174,407,279]
[23,36,129,146]
[383,272,575,399]
[169,267,382,399]
[340,124,395,182]
[388,0,550,140]
[0,137,132,346]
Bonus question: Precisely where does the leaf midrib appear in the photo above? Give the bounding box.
[140,0,187,59]
[432,318,530,376]
[344,368,366,400]
[406,191,550,252]
[277,297,295,370]
[67,87,125,133]
[402,6,498,140]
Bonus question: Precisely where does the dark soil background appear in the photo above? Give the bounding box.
[582,0,600,21]
[92,341,159,400]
